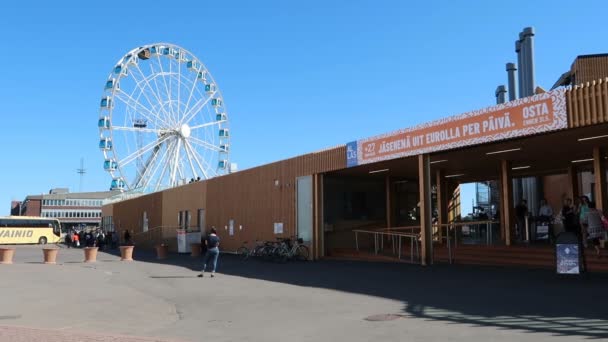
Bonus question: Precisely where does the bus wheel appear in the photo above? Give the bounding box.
[39,237,47,245]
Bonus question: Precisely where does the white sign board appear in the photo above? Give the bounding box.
[274,222,284,234]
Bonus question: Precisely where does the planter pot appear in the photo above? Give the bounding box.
[83,247,98,263]
[190,243,202,257]
[42,248,59,264]
[120,245,134,261]
[155,245,168,260]
[0,248,15,264]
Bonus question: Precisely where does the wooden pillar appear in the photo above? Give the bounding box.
[385,175,392,229]
[593,147,607,210]
[418,154,433,266]
[500,160,513,246]
[436,169,447,244]
[312,173,325,259]
[567,166,579,201]
[498,173,506,241]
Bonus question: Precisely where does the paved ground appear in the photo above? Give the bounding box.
[1,245,608,342]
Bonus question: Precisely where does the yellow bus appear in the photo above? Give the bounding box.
[0,216,63,245]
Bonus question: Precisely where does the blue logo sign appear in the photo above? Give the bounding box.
[556,244,580,274]
[346,141,358,167]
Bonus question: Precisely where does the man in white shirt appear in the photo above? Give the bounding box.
[538,199,554,242]
[538,199,553,220]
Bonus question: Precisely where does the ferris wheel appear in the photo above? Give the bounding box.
[97,43,230,192]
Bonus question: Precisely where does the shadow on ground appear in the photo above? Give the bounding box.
[99,246,608,339]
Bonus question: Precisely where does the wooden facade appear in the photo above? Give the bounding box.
[104,76,608,264]
[566,77,608,127]
[571,54,608,87]
[105,146,346,253]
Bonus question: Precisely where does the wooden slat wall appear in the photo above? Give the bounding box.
[566,78,608,128]
[205,146,346,252]
[572,55,608,86]
[111,191,163,235]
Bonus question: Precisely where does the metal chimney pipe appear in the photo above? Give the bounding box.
[522,27,536,96]
[519,31,528,97]
[516,39,524,98]
[495,85,507,104]
[506,62,518,101]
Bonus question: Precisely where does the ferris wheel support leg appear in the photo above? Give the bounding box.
[169,139,182,187]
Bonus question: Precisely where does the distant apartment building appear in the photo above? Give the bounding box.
[14,188,118,230]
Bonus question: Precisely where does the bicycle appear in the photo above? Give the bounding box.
[273,237,309,262]
[236,239,269,260]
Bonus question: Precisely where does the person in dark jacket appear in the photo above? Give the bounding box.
[123,230,132,245]
[65,231,72,248]
[198,228,220,278]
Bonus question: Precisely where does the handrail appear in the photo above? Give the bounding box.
[353,229,421,262]
[132,226,169,237]
[374,225,421,233]
[439,220,499,264]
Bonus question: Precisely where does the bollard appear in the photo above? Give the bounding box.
[0,248,15,264]
[155,244,168,260]
[42,248,59,264]
[120,245,134,261]
[83,247,98,263]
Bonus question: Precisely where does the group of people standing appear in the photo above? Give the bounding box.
[514,196,606,257]
[65,229,119,250]
[561,196,605,257]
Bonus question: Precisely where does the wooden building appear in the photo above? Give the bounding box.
[103,55,608,270]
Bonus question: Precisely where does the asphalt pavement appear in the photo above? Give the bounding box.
[1,244,607,342]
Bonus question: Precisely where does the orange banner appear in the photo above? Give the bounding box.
[347,89,567,167]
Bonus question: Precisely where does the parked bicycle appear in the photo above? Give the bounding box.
[236,239,268,260]
[236,237,309,262]
[272,236,309,262]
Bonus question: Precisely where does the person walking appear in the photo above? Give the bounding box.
[515,199,529,242]
[581,201,605,258]
[65,231,72,248]
[73,232,80,248]
[579,196,590,247]
[561,198,577,234]
[97,230,106,251]
[198,228,220,278]
[123,229,132,245]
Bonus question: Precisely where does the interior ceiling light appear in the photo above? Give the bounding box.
[485,148,522,155]
[430,159,448,164]
[445,173,465,178]
[578,134,608,142]
[369,168,389,174]
[571,158,594,163]
[512,166,531,170]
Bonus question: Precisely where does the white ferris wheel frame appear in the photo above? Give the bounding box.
[98,43,230,192]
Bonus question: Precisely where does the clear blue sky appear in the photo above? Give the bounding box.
[2,0,608,214]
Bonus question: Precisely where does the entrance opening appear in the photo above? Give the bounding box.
[323,176,388,251]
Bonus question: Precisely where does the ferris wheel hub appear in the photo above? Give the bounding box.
[179,123,191,138]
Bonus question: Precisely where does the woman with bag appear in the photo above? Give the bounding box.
[581,201,605,258]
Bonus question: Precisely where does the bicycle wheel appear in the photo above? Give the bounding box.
[261,245,274,261]
[295,245,310,261]
[236,246,249,260]
[274,246,289,263]
[253,245,265,257]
